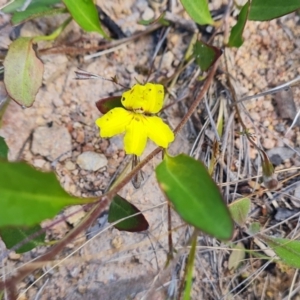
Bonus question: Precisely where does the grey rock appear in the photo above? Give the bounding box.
[76,151,108,171]
[275,207,299,221]
[32,125,72,161]
[274,123,285,133]
[109,136,123,150]
[274,87,300,125]
[266,147,295,166]
[142,7,154,20]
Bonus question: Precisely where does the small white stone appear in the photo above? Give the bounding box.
[9,252,21,260]
[65,161,76,171]
[111,235,123,249]
[33,159,46,169]
[142,7,155,20]
[76,151,108,171]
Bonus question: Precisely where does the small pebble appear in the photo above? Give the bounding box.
[65,161,76,171]
[76,129,85,144]
[142,7,155,20]
[33,159,46,169]
[111,235,123,249]
[76,151,108,171]
[78,285,87,294]
[266,147,295,166]
[262,138,275,150]
[9,252,21,260]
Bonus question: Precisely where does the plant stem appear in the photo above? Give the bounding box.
[33,17,72,42]
[174,57,220,135]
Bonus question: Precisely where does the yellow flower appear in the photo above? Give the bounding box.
[96,83,174,156]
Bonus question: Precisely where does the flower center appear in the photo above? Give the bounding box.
[133,108,145,114]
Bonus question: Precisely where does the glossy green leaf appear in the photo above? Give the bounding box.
[180,0,213,25]
[262,236,300,268]
[228,198,251,226]
[62,0,107,37]
[193,41,222,71]
[0,161,93,227]
[108,194,149,232]
[0,225,45,253]
[0,137,8,159]
[11,7,67,25]
[2,0,60,13]
[228,2,249,47]
[249,0,300,21]
[4,37,44,107]
[96,96,123,114]
[155,153,233,240]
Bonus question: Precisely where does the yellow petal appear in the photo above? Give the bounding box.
[121,83,164,113]
[95,107,133,137]
[124,114,148,156]
[145,116,174,148]
[143,83,164,113]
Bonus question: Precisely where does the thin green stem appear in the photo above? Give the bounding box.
[33,17,72,42]
[183,234,197,300]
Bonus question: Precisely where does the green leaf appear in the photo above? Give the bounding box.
[96,96,123,114]
[4,37,44,107]
[62,0,108,37]
[0,225,45,253]
[155,153,233,240]
[228,198,251,226]
[262,236,300,268]
[248,222,261,235]
[228,1,250,47]
[193,41,222,71]
[228,242,245,271]
[108,194,149,232]
[249,0,300,21]
[0,137,8,159]
[180,0,213,25]
[0,161,93,227]
[2,0,65,25]
[2,0,60,14]
[11,7,67,25]
[260,150,279,190]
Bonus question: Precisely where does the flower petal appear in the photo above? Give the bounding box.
[121,83,164,114]
[143,83,164,113]
[124,114,148,156]
[145,116,174,148]
[95,107,133,137]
